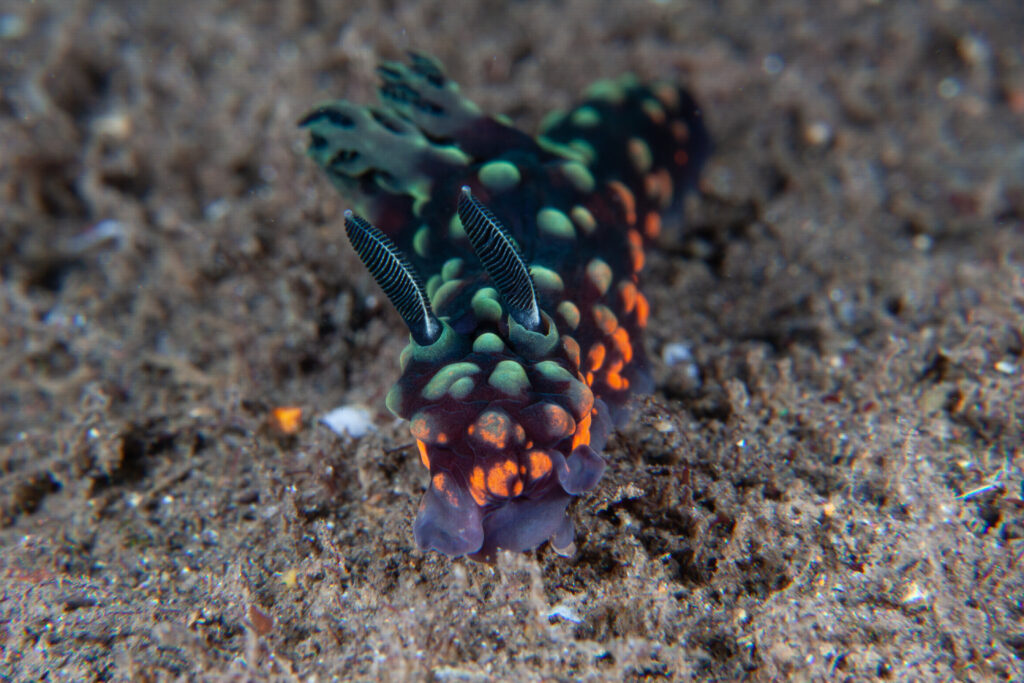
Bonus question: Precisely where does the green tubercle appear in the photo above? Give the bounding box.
[530,265,564,294]
[535,360,575,383]
[471,287,503,323]
[385,384,402,417]
[472,332,506,354]
[570,106,601,128]
[478,161,521,193]
[536,135,589,164]
[441,257,464,281]
[448,376,475,400]
[413,226,430,258]
[422,362,482,400]
[431,279,462,312]
[571,205,597,235]
[557,301,581,330]
[436,145,472,166]
[537,207,576,240]
[488,359,530,396]
[449,213,466,240]
[584,78,627,105]
[567,139,596,164]
[561,161,595,194]
[426,274,443,301]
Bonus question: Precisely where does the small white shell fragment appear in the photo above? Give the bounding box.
[662,342,693,366]
[321,405,376,438]
[994,360,1017,375]
[546,603,583,624]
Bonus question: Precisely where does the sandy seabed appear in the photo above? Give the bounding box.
[2,0,1023,680]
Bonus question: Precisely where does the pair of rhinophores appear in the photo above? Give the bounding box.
[300,52,709,561]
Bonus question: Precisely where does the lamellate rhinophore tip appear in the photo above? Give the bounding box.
[344,211,441,346]
[457,186,541,331]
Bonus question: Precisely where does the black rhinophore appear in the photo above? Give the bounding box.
[343,211,441,346]
[456,186,541,331]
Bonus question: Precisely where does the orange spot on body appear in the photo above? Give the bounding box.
[608,181,636,225]
[528,450,553,479]
[487,459,520,498]
[417,439,431,469]
[627,230,645,272]
[644,211,662,239]
[270,406,302,434]
[586,371,594,386]
[434,473,460,507]
[572,412,593,449]
[514,424,527,445]
[605,359,628,391]
[562,335,581,370]
[593,305,619,336]
[605,371,628,390]
[611,327,633,363]
[469,466,487,506]
[635,292,650,328]
[644,168,674,210]
[618,281,638,313]
[587,343,607,372]
[469,410,512,450]
[410,416,431,442]
[539,403,576,441]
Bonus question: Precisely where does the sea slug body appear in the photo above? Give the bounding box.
[300,53,709,560]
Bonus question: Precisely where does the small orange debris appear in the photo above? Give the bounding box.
[270,406,303,434]
[248,604,274,636]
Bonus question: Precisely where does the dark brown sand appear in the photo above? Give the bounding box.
[2,0,1022,679]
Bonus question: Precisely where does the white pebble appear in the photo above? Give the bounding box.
[321,405,376,438]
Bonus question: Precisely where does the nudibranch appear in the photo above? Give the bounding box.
[300,53,708,560]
